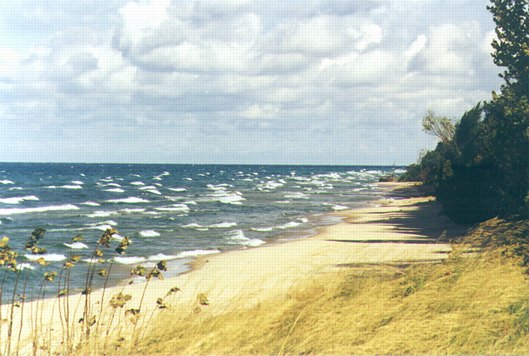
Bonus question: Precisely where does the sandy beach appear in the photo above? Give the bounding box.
[0,182,467,354]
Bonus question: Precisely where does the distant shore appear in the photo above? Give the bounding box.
[1,182,466,354]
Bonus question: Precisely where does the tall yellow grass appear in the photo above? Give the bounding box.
[121,247,529,355]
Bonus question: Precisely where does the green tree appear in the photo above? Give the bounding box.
[488,0,529,96]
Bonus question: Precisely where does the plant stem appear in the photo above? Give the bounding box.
[6,270,21,356]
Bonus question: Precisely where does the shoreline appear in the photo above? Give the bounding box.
[0,182,467,354]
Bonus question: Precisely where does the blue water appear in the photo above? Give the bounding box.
[0,163,403,300]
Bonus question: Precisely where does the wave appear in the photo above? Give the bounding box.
[25,253,67,262]
[167,187,187,192]
[119,208,146,214]
[106,197,150,204]
[256,180,285,191]
[81,201,101,206]
[284,192,309,199]
[60,185,83,190]
[103,188,125,193]
[113,256,147,265]
[71,180,84,185]
[182,223,209,231]
[0,195,39,204]
[155,204,190,212]
[147,253,179,261]
[0,180,14,184]
[130,181,145,186]
[209,222,237,228]
[277,221,301,229]
[175,249,220,259]
[139,230,161,237]
[86,211,116,218]
[251,227,274,232]
[63,242,89,249]
[228,230,265,247]
[0,204,79,216]
[144,189,162,195]
[16,263,35,271]
[332,204,349,211]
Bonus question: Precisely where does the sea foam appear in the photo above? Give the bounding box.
[228,230,265,247]
[0,195,39,204]
[0,204,79,216]
[25,253,67,262]
[175,249,220,258]
[114,256,147,265]
[106,197,150,204]
[63,242,89,249]
[139,230,161,237]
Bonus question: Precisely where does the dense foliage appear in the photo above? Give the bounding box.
[403,0,529,223]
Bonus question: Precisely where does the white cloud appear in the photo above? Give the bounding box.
[0,0,502,164]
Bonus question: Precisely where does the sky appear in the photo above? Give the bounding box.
[0,0,502,165]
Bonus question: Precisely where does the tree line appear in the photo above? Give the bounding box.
[402,0,529,223]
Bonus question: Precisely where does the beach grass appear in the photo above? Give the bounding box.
[131,247,529,355]
[4,187,529,355]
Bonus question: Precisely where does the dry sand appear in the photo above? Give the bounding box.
[0,182,467,354]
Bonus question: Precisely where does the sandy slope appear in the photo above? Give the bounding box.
[0,183,466,354]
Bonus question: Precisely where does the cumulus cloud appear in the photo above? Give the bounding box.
[0,0,502,164]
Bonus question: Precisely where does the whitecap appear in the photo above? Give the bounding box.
[0,195,39,204]
[139,230,161,237]
[16,263,35,271]
[144,189,162,195]
[25,253,67,262]
[130,181,145,186]
[182,223,208,231]
[218,193,245,205]
[60,185,83,190]
[71,180,84,185]
[8,187,22,191]
[284,192,309,199]
[209,222,237,228]
[87,225,110,231]
[332,205,349,211]
[207,184,228,191]
[176,249,220,258]
[103,188,125,193]
[251,227,274,232]
[64,242,89,249]
[0,204,79,216]
[87,211,116,218]
[112,234,125,242]
[139,185,159,191]
[106,197,150,204]
[0,180,14,185]
[228,230,265,247]
[147,253,179,261]
[155,204,189,212]
[90,220,118,226]
[168,187,187,192]
[81,201,101,206]
[81,258,105,264]
[119,208,146,214]
[277,221,301,229]
[114,256,146,265]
